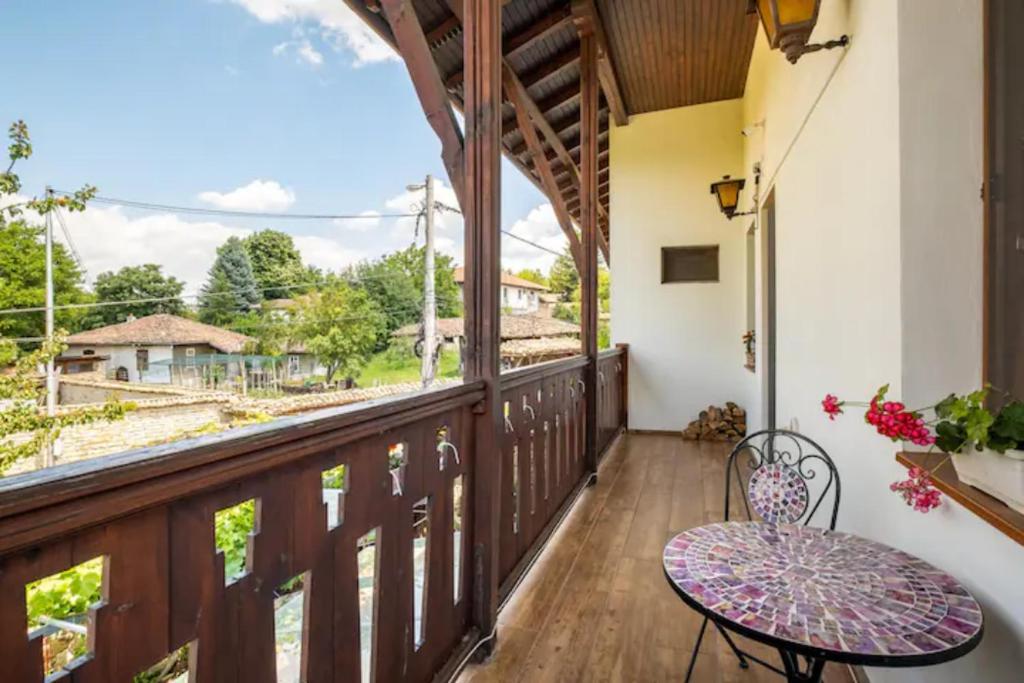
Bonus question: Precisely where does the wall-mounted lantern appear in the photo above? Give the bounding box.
[710,176,750,220]
[748,0,849,64]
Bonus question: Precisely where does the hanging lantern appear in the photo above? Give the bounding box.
[748,0,849,64]
[710,176,746,219]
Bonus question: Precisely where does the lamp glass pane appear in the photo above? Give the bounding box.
[757,0,778,43]
[776,0,817,25]
[716,182,740,212]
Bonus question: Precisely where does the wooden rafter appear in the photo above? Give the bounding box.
[502,81,581,136]
[504,64,582,268]
[443,3,573,86]
[571,0,629,126]
[377,0,466,208]
[509,106,607,158]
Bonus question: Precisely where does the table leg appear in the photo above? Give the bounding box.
[778,649,826,683]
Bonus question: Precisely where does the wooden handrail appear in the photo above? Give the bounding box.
[0,381,485,553]
[499,354,588,389]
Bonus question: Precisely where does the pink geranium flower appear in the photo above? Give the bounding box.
[821,394,843,420]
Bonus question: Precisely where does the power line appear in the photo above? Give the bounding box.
[55,190,567,256]
[52,190,418,221]
[500,230,563,258]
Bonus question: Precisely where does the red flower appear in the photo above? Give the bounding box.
[821,394,843,420]
[890,467,942,513]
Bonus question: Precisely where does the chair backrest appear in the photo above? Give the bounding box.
[724,429,841,530]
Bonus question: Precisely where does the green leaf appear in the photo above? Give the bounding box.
[935,421,967,453]
[934,393,958,420]
[992,401,1024,444]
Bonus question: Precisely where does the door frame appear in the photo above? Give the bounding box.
[761,188,777,429]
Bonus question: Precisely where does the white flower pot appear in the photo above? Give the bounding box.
[951,448,1024,513]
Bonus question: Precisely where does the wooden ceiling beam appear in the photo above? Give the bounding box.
[504,63,582,269]
[571,0,629,126]
[509,106,607,157]
[502,81,580,136]
[507,4,573,57]
[443,3,574,86]
[425,14,461,48]
[377,0,465,207]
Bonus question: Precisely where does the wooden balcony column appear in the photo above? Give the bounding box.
[576,8,600,478]
[462,0,504,657]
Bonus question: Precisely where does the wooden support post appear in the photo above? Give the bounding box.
[379,0,467,208]
[463,0,503,656]
[578,19,600,479]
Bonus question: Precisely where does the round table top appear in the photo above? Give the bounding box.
[662,522,983,667]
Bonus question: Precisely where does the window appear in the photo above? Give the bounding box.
[288,355,301,375]
[82,349,95,356]
[661,245,719,283]
[135,349,149,373]
[185,347,196,367]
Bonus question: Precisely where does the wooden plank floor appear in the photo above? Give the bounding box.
[459,433,853,683]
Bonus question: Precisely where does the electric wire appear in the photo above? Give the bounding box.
[50,191,569,258]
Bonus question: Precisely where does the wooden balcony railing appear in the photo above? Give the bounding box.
[0,349,627,683]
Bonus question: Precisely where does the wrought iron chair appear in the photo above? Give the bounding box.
[683,429,841,682]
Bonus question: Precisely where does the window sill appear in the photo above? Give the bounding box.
[897,451,1024,547]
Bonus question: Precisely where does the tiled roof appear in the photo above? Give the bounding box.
[394,314,579,340]
[453,267,549,291]
[66,314,255,353]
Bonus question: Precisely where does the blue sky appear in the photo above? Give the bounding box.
[0,0,566,289]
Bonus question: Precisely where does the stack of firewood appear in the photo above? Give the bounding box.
[682,402,747,442]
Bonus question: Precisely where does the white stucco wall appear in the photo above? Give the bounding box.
[611,0,1024,680]
[66,344,173,383]
[609,99,756,431]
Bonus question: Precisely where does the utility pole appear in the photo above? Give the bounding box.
[42,187,56,468]
[420,174,437,388]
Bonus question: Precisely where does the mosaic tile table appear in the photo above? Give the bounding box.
[663,522,983,682]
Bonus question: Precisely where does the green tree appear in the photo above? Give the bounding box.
[514,268,547,287]
[547,246,579,302]
[350,245,461,348]
[84,264,184,328]
[199,237,261,325]
[242,229,309,299]
[0,221,91,339]
[295,282,384,383]
[0,121,95,340]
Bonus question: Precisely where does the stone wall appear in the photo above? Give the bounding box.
[4,380,458,476]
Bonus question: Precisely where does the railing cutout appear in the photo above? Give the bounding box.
[25,556,106,679]
[135,644,192,683]
[512,444,520,534]
[452,474,464,605]
[214,498,258,585]
[358,528,380,683]
[274,572,309,683]
[543,421,551,501]
[412,497,430,650]
[388,443,408,497]
[322,463,349,531]
[529,429,537,516]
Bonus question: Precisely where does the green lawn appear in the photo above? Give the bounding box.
[355,348,462,386]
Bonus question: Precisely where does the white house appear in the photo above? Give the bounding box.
[64,314,254,384]
[453,266,548,314]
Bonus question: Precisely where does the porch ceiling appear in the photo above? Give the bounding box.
[344,0,757,252]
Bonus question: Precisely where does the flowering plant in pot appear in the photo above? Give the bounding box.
[821,386,1024,513]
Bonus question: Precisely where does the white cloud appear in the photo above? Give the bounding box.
[227,0,398,67]
[198,179,297,212]
[296,40,324,66]
[336,209,383,232]
[273,37,325,67]
[292,235,366,272]
[50,205,250,291]
[501,203,570,273]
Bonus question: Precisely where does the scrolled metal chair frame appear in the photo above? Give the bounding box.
[684,429,842,683]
